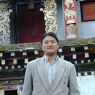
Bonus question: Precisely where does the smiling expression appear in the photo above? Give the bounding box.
[42,36,59,56]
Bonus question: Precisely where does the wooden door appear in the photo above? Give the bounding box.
[17,4,45,43]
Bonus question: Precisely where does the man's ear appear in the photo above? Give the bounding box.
[42,46,44,50]
[57,43,59,49]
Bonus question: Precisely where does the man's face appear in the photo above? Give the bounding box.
[42,36,59,56]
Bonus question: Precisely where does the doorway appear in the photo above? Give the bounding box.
[17,3,45,43]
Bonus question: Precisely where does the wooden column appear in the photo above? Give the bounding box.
[63,0,78,39]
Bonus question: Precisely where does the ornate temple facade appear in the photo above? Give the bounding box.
[0,0,95,95]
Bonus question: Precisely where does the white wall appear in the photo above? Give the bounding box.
[56,0,65,40]
[77,75,95,95]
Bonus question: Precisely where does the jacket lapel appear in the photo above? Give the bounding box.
[36,58,51,92]
[50,59,66,94]
[36,57,66,94]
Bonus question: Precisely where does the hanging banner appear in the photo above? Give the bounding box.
[63,0,78,39]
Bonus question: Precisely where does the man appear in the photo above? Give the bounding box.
[23,32,80,95]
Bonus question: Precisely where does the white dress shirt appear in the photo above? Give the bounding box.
[43,55,58,84]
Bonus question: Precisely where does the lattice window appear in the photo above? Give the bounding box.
[81,1,95,21]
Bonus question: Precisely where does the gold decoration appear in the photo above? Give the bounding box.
[64,9,76,24]
[0,3,12,44]
[0,3,8,9]
[65,0,74,8]
[43,0,57,33]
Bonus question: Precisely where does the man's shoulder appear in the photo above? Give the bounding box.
[59,57,74,67]
[27,57,43,66]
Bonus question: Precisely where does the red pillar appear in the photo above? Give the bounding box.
[63,0,78,39]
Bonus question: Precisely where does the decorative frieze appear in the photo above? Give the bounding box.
[43,0,57,33]
[0,3,12,44]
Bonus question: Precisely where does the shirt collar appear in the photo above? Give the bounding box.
[43,55,59,64]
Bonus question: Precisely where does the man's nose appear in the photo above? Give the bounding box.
[48,42,52,46]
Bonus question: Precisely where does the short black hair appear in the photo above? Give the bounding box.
[41,32,59,44]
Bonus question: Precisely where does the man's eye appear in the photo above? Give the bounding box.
[44,42,48,44]
[51,41,55,43]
